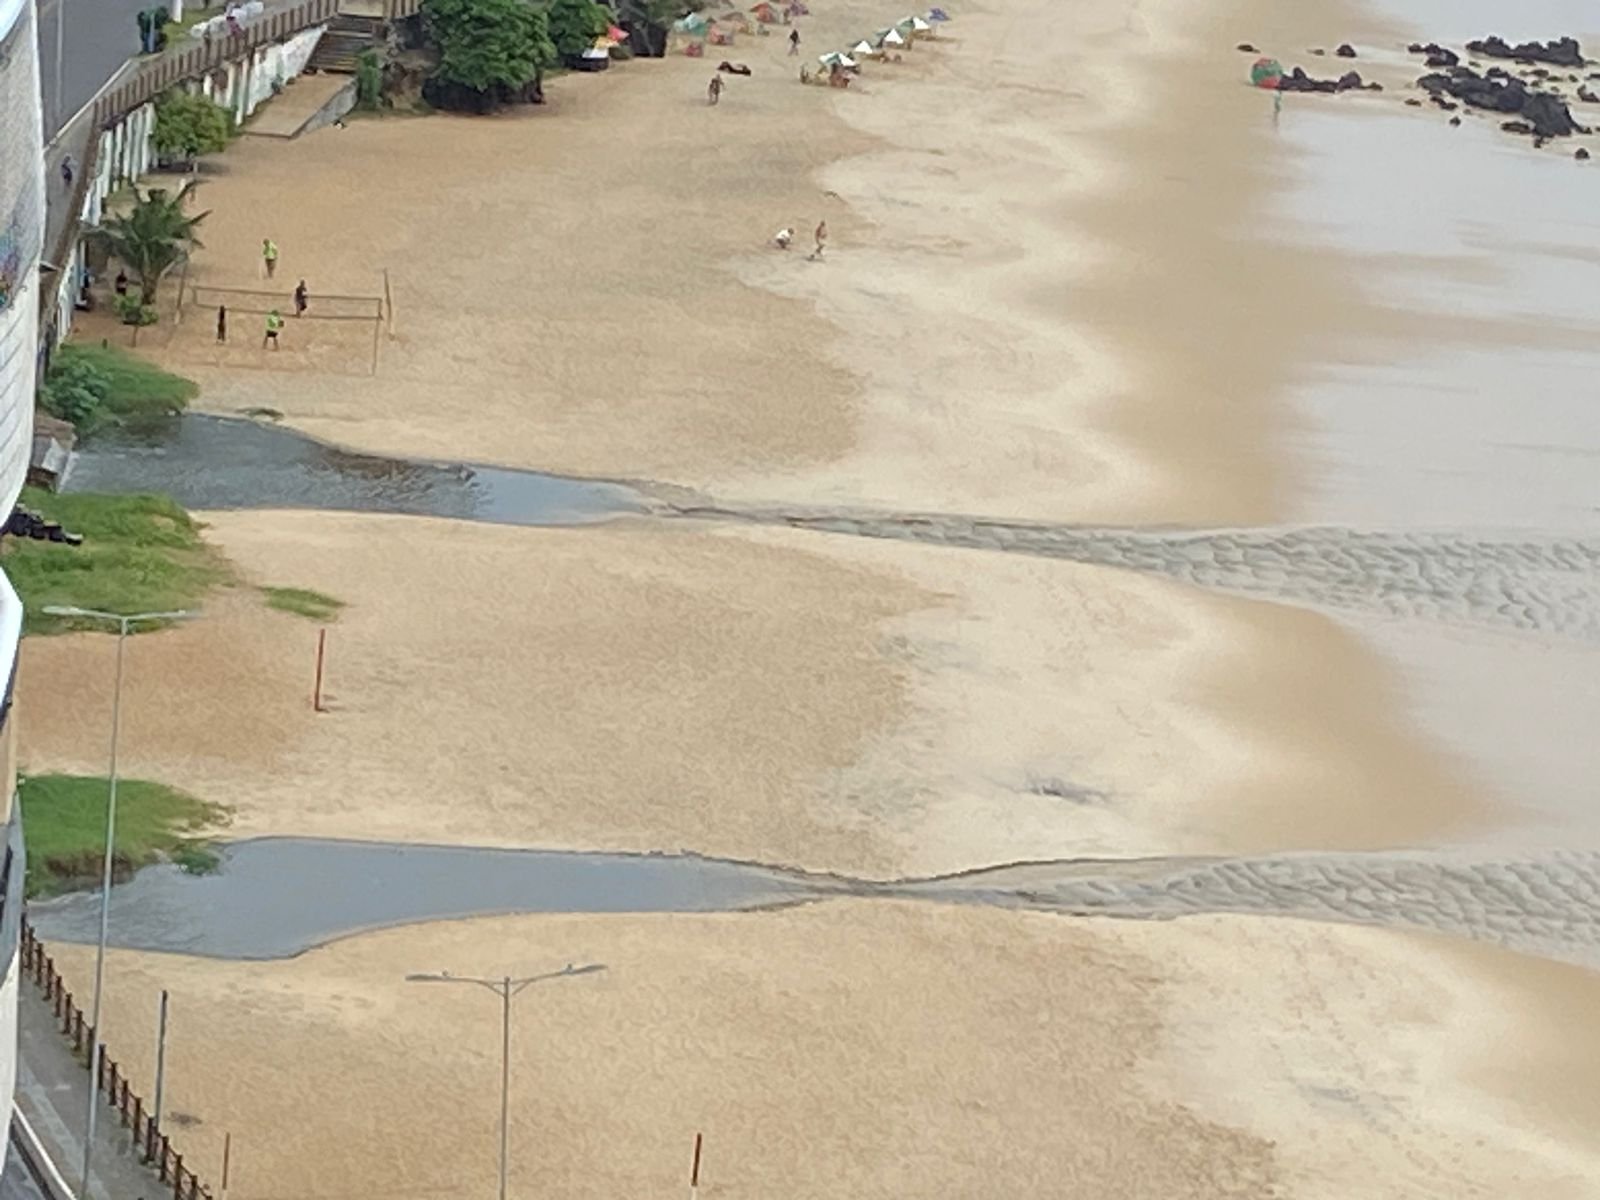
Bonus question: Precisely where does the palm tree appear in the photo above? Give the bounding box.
[89,181,210,307]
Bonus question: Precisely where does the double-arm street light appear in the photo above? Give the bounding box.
[40,605,195,1198]
[405,965,607,1200]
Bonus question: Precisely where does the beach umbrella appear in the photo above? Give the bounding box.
[878,26,905,46]
[607,23,628,39]
[852,39,877,55]
[926,6,951,19]
[904,14,931,30]
[673,12,710,32]
[819,51,857,67]
[1250,56,1283,88]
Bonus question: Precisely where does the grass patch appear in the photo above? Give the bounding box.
[40,342,197,435]
[2,489,232,635]
[18,774,230,898]
[261,586,344,622]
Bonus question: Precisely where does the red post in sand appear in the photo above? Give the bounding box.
[313,628,327,712]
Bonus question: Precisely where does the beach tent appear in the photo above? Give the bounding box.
[877,26,906,46]
[607,24,628,40]
[903,15,932,31]
[749,0,779,23]
[926,6,952,19]
[852,38,884,58]
[819,51,857,67]
[673,12,711,34]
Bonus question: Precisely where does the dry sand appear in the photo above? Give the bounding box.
[41,902,1600,1200]
[18,509,1474,877]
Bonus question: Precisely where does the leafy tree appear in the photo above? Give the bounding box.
[546,0,610,60]
[153,90,234,163]
[88,181,209,307]
[615,0,685,56]
[422,0,556,105]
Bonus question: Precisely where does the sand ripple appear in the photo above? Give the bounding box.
[675,505,1600,640]
[888,850,1600,969]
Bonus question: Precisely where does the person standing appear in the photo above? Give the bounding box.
[708,74,723,105]
[788,28,800,55]
[263,309,283,349]
[262,238,279,279]
[216,305,228,343]
[114,270,129,297]
[811,219,828,260]
[60,156,74,188]
[293,280,309,317]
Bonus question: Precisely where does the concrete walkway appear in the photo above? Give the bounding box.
[14,982,167,1200]
[243,73,352,138]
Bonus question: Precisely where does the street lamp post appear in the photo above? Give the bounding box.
[405,965,607,1200]
[40,605,194,1199]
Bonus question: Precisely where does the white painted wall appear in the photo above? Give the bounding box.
[0,0,43,518]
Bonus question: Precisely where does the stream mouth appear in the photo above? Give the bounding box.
[25,838,822,960]
[25,837,1600,970]
[63,415,650,527]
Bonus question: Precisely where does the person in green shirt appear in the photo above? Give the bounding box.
[264,309,283,350]
[262,238,279,279]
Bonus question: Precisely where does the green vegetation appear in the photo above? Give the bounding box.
[153,88,235,163]
[38,342,197,434]
[19,774,229,898]
[2,490,231,635]
[546,0,610,60]
[422,0,556,108]
[356,49,385,110]
[262,586,345,621]
[88,180,209,306]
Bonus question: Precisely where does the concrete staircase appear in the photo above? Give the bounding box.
[309,13,384,73]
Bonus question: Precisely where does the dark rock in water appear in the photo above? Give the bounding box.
[1408,41,1424,53]
[1310,47,1325,56]
[1236,42,1258,53]
[1417,43,1460,68]
[1336,43,1357,58]
[1577,147,1592,159]
[1501,120,1535,135]
[1420,66,1588,136]
[1486,66,1510,80]
[1578,86,1598,102]
[1405,97,1423,106]
[1430,95,1460,110]
[1534,135,1549,148]
[1449,115,1462,126]
[1466,36,1586,69]
[1276,65,1378,94]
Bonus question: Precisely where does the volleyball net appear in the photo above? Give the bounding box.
[174,276,391,375]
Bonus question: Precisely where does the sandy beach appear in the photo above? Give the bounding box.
[20,0,1600,1190]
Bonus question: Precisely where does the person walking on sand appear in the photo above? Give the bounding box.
[809,219,828,260]
[263,309,283,349]
[216,304,227,343]
[294,279,309,317]
[788,28,800,55]
[262,238,279,279]
[708,74,723,105]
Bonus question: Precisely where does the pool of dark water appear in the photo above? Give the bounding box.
[26,838,825,960]
[63,414,648,526]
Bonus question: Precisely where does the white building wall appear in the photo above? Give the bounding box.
[0,0,44,519]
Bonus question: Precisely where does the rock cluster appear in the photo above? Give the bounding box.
[1419,66,1591,138]
[1408,41,1459,68]
[1465,35,1586,68]
[1276,65,1380,94]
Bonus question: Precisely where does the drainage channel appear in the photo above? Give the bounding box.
[64,414,651,527]
[25,838,1600,970]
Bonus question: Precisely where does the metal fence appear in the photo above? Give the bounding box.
[90,0,343,130]
[19,919,217,1200]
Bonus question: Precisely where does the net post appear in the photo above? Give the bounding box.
[370,308,380,376]
[382,268,395,338]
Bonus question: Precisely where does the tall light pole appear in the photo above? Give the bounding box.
[40,605,195,1199]
[405,965,607,1200]
[52,0,64,138]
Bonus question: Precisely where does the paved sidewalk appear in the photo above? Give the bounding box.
[14,982,164,1200]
